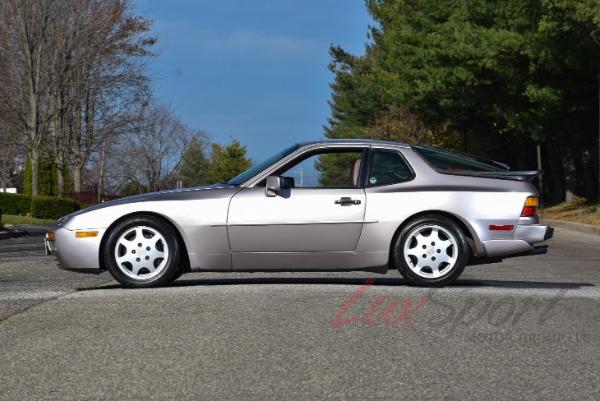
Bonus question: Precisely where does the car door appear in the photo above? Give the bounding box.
[227,146,367,269]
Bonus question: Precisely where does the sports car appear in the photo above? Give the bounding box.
[46,139,553,287]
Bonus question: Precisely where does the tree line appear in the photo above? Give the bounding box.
[0,0,154,197]
[121,134,252,196]
[0,0,251,201]
[326,0,600,204]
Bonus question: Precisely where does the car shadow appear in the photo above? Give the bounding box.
[76,276,594,291]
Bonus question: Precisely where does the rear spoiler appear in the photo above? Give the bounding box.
[453,170,542,182]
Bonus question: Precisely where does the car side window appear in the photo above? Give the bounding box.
[368,150,414,186]
[274,149,365,188]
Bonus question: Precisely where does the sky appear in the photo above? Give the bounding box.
[133,0,373,162]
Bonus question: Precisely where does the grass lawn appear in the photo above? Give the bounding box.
[1,214,57,226]
[540,198,600,226]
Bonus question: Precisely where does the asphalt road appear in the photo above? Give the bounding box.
[0,227,599,401]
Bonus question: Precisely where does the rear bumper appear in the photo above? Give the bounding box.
[482,225,553,258]
[509,244,549,257]
[514,224,553,243]
[46,227,104,274]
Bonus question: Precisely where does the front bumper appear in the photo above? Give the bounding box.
[44,236,56,255]
[482,225,553,258]
[45,227,104,274]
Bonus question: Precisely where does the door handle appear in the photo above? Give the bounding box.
[335,197,361,206]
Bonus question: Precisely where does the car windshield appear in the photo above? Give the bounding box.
[413,145,507,172]
[227,144,300,186]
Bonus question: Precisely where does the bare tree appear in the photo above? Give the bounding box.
[67,0,154,194]
[115,104,191,192]
[0,0,155,196]
[0,128,25,189]
[0,0,59,196]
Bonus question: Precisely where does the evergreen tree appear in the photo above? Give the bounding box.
[179,136,210,186]
[24,158,59,196]
[327,0,600,203]
[23,160,32,196]
[207,140,252,183]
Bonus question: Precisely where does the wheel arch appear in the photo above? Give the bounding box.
[99,211,191,273]
[388,210,481,265]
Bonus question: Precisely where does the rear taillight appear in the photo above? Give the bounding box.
[520,196,539,217]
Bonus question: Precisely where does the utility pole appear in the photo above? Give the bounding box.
[591,31,600,206]
[293,168,304,187]
[536,143,543,199]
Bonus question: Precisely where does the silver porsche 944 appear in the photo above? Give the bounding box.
[46,139,553,287]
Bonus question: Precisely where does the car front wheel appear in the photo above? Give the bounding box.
[393,214,469,286]
[104,215,182,288]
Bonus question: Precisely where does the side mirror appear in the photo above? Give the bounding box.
[265,175,294,197]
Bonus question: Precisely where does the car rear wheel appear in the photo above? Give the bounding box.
[104,215,182,288]
[393,214,469,286]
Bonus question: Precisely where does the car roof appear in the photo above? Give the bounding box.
[297,138,412,148]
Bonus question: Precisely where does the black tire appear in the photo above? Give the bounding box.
[103,215,182,288]
[392,214,469,287]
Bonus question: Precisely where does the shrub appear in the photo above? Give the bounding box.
[31,196,80,219]
[72,192,101,208]
[0,193,32,215]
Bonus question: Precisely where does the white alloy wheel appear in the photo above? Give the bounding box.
[403,224,458,279]
[113,225,170,280]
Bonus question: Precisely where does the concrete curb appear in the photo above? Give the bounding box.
[541,219,600,236]
[0,224,50,240]
[0,229,29,240]
[4,224,52,236]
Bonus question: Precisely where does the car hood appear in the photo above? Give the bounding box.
[57,184,236,226]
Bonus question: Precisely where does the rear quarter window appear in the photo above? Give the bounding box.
[368,150,414,186]
[413,146,506,173]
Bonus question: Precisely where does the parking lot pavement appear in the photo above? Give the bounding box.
[1,227,599,400]
[0,236,110,321]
